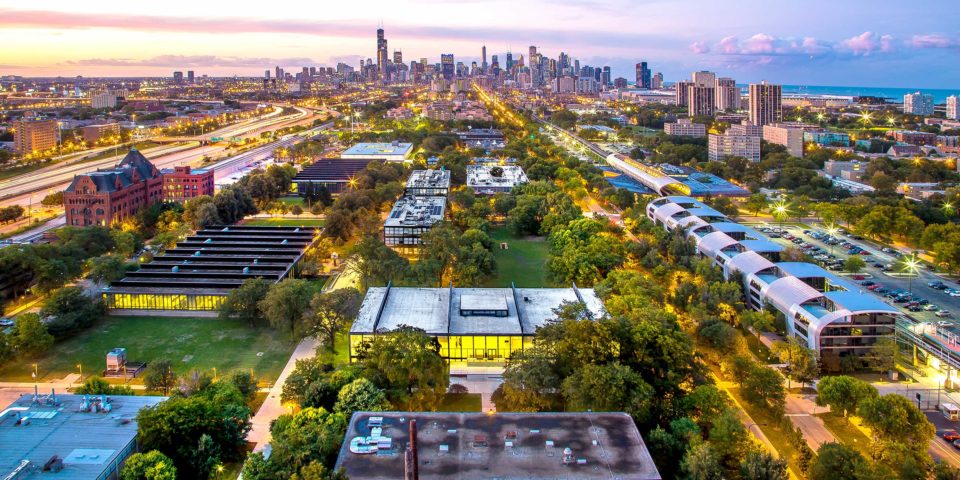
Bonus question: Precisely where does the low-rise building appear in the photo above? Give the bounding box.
[349,284,605,367]
[887,144,923,157]
[897,182,943,199]
[64,149,212,227]
[708,123,761,162]
[466,165,528,194]
[456,128,505,151]
[0,393,166,480]
[762,123,814,157]
[335,411,662,480]
[888,130,937,146]
[664,118,706,137]
[160,165,214,203]
[80,123,120,145]
[405,169,451,197]
[383,196,446,253]
[293,158,376,195]
[647,196,899,365]
[823,160,866,181]
[804,130,850,147]
[341,142,413,162]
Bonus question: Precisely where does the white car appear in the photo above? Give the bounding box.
[937,310,953,318]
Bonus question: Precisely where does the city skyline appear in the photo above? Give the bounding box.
[2,0,959,88]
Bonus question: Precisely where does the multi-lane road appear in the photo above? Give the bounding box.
[0,105,326,208]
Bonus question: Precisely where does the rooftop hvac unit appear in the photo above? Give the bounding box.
[106,348,126,370]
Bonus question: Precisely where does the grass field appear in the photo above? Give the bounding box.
[0,316,296,384]
[484,227,551,288]
[242,217,325,227]
[438,393,483,412]
[817,412,873,457]
[726,386,807,477]
[279,196,305,206]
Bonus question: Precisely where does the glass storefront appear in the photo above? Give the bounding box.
[103,292,226,311]
[350,333,534,364]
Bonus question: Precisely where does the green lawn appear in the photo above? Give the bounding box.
[816,412,873,457]
[0,316,296,384]
[242,217,325,227]
[279,196,305,206]
[726,385,807,478]
[484,227,551,288]
[438,393,483,412]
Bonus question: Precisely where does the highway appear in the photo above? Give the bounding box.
[0,105,325,208]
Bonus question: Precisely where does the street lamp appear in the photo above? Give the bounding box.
[826,224,839,256]
[772,200,789,234]
[944,201,954,217]
[902,254,920,294]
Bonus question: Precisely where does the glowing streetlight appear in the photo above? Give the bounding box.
[816,112,825,123]
[772,200,789,234]
[902,253,920,294]
[826,224,839,256]
[944,201,954,216]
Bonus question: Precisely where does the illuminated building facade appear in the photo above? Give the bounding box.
[103,225,320,314]
[349,284,605,369]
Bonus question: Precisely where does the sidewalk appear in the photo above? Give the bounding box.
[247,336,320,454]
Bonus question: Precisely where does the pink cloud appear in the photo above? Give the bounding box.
[718,36,739,54]
[742,33,777,54]
[689,41,710,54]
[839,31,891,56]
[912,34,956,48]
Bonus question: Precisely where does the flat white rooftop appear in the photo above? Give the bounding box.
[406,169,451,191]
[466,165,528,192]
[351,286,605,336]
[384,196,446,228]
[342,142,413,159]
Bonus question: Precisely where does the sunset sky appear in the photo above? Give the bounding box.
[2,0,959,87]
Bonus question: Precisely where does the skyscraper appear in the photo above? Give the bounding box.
[675,81,693,107]
[506,52,514,72]
[948,95,959,120]
[173,71,183,84]
[482,46,487,72]
[691,70,716,87]
[748,82,783,126]
[652,72,663,89]
[635,62,651,88]
[688,85,716,117]
[441,54,455,80]
[903,92,934,116]
[393,50,403,65]
[187,71,194,84]
[601,66,612,86]
[376,27,389,75]
[715,77,739,111]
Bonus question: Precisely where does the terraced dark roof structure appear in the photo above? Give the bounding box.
[102,225,320,313]
[293,158,377,195]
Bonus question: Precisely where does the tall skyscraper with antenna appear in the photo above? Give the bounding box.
[482,46,487,73]
[376,26,389,76]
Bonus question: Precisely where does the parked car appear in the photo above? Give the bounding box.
[908,305,924,312]
[861,280,876,286]
[937,310,953,318]
[925,304,940,311]
[0,318,13,327]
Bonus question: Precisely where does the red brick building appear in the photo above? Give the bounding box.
[64,149,213,227]
[161,166,214,202]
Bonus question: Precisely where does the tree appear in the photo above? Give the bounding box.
[746,193,768,216]
[815,375,878,417]
[110,230,143,258]
[259,279,315,337]
[808,442,866,480]
[357,326,449,411]
[136,391,251,478]
[334,378,390,415]
[41,286,104,337]
[697,319,740,355]
[561,363,654,421]
[348,235,410,290]
[10,313,53,355]
[858,394,935,466]
[85,254,129,285]
[75,376,135,395]
[844,255,866,274]
[120,450,177,480]
[683,443,723,480]
[740,450,788,480]
[41,191,64,207]
[742,365,786,417]
[251,407,348,479]
[143,360,178,395]
[771,338,819,388]
[291,205,304,216]
[219,278,271,327]
[229,370,259,401]
[305,288,361,352]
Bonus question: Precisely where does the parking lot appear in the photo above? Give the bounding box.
[746,222,960,325]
